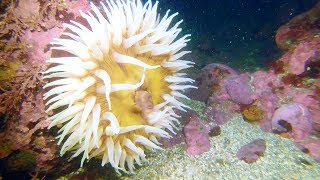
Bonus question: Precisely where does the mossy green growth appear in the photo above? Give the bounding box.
[0,61,20,81]
[0,141,12,158]
[6,150,37,171]
[303,77,316,85]
[313,31,320,38]
[33,136,46,147]
[281,38,297,49]
[180,99,206,118]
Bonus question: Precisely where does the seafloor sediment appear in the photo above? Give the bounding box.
[122,114,320,179]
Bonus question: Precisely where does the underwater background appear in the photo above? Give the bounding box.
[161,0,319,71]
[0,0,320,179]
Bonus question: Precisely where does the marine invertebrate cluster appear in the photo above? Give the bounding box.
[43,0,195,173]
[242,104,264,121]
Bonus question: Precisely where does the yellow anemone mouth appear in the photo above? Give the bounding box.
[43,0,195,173]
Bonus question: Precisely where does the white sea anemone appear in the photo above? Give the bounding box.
[43,0,195,174]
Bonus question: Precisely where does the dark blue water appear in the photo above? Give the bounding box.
[160,0,319,71]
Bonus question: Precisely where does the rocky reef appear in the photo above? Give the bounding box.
[122,116,320,179]
[0,0,320,179]
[0,0,100,179]
[184,1,320,162]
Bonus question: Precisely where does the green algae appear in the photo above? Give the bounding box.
[180,99,206,118]
[6,150,37,171]
[0,61,19,81]
[0,141,12,158]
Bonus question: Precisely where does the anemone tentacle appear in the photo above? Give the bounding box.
[43,0,195,174]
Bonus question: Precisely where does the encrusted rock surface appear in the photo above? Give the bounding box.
[121,115,320,179]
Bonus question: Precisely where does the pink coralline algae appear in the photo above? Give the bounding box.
[194,1,320,162]
[282,88,320,131]
[199,64,241,126]
[236,139,266,163]
[275,2,320,50]
[184,112,211,156]
[302,139,320,161]
[21,28,63,64]
[282,39,319,75]
[160,130,185,149]
[204,107,230,125]
[188,63,237,102]
[271,103,313,142]
[224,73,253,105]
[0,0,92,178]
[251,70,283,98]
[250,70,282,132]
